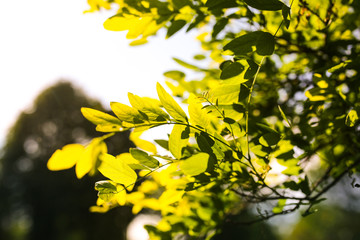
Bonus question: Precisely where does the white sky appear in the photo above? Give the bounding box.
[0,0,201,146]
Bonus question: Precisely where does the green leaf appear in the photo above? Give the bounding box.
[220,61,245,79]
[154,139,169,151]
[206,0,238,10]
[256,123,280,135]
[244,60,259,79]
[272,199,286,214]
[188,94,209,129]
[169,124,190,159]
[278,105,292,127]
[224,32,258,55]
[224,31,275,56]
[98,153,137,190]
[173,57,200,70]
[259,132,281,147]
[180,153,210,176]
[256,32,275,56]
[81,107,121,125]
[345,109,359,127]
[95,180,118,202]
[196,132,225,159]
[243,0,284,11]
[282,5,291,29]
[156,83,188,122]
[110,102,144,124]
[299,177,311,195]
[194,54,206,60]
[167,20,187,38]
[251,145,269,157]
[81,107,123,132]
[210,84,241,105]
[212,18,228,38]
[130,148,159,168]
[164,70,186,81]
[128,93,170,122]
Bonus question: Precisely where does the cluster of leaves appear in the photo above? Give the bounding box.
[49,0,360,239]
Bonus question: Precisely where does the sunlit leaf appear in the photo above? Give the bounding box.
[75,138,107,179]
[180,153,209,176]
[128,93,169,122]
[117,153,148,170]
[81,107,123,132]
[95,180,118,202]
[169,124,190,159]
[98,153,137,190]
[188,94,209,129]
[210,84,241,105]
[130,148,159,168]
[110,101,144,124]
[47,144,84,171]
[156,83,188,122]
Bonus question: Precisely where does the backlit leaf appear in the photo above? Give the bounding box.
[180,153,209,176]
[110,102,144,124]
[156,83,188,122]
[210,84,241,105]
[47,144,84,171]
[75,137,107,179]
[130,148,159,168]
[169,124,190,159]
[81,107,123,132]
[98,153,137,190]
[128,93,169,122]
[188,94,209,129]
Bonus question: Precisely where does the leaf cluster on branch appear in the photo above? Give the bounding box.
[48,0,360,238]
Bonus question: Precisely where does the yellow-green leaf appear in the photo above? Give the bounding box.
[47,144,84,171]
[128,93,169,122]
[110,102,144,124]
[156,83,188,122]
[98,153,137,190]
[169,124,190,159]
[130,148,159,168]
[75,138,107,179]
[188,94,209,129]
[81,107,123,132]
[180,153,209,176]
[210,84,241,105]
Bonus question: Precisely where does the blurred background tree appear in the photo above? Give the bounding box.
[0,81,134,240]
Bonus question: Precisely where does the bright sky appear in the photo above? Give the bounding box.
[0,0,200,146]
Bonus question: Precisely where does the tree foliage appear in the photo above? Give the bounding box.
[49,0,360,239]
